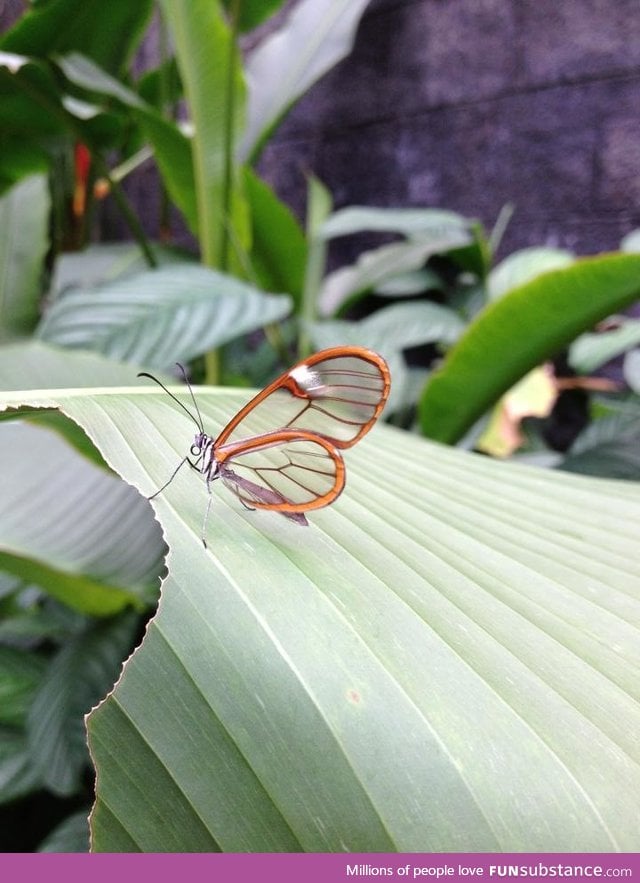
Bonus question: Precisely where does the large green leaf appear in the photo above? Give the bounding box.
[0,341,171,467]
[0,53,70,162]
[50,242,191,299]
[0,341,157,391]
[0,0,153,75]
[36,265,292,369]
[0,174,50,339]
[420,253,640,443]
[239,0,373,162]
[158,0,249,268]
[0,421,164,615]
[1,384,638,851]
[243,168,307,302]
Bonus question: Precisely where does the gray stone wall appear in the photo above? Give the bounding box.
[258,0,640,259]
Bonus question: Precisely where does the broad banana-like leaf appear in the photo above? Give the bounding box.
[0,384,638,851]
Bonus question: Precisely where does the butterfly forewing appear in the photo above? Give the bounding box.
[217,431,345,514]
[214,347,391,450]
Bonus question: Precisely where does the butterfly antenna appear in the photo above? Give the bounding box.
[176,363,205,434]
[137,368,202,431]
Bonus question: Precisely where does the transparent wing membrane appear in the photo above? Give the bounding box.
[215,347,391,449]
[218,432,345,514]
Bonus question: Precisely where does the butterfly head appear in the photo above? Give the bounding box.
[191,431,217,479]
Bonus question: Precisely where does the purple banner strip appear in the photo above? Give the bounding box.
[1,853,639,883]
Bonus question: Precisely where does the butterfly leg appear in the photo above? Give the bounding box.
[148,456,189,500]
[201,480,214,549]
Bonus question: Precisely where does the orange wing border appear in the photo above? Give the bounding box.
[216,429,346,513]
[214,346,391,450]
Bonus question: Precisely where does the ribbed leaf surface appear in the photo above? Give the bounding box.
[36,266,291,369]
[1,385,638,851]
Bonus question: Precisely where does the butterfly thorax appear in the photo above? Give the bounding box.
[191,432,218,481]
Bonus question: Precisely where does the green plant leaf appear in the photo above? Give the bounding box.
[621,229,640,252]
[0,341,158,391]
[133,112,200,234]
[80,396,640,851]
[52,48,250,258]
[0,646,47,727]
[1,385,636,850]
[243,168,307,303]
[0,137,49,196]
[0,421,164,615]
[0,174,50,339]
[297,175,333,355]
[0,727,43,804]
[0,607,75,647]
[569,319,640,374]
[375,269,443,297]
[136,58,183,110]
[560,438,640,480]
[624,349,640,392]
[221,0,286,32]
[36,265,292,369]
[319,206,469,240]
[239,0,373,162]
[54,52,146,109]
[0,341,164,466]
[0,53,69,157]
[488,246,574,302]
[310,301,464,352]
[38,809,90,853]
[420,253,640,444]
[319,234,470,317]
[0,0,153,76]
[50,242,192,299]
[158,0,249,268]
[27,610,140,795]
[558,396,640,479]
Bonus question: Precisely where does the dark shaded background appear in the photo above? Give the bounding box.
[258,0,640,259]
[3,0,639,259]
